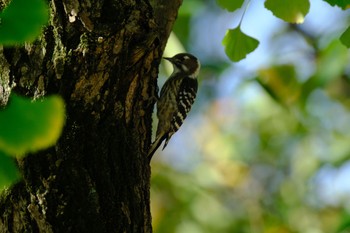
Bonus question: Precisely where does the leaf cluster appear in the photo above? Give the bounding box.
[0,0,65,191]
[218,0,349,62]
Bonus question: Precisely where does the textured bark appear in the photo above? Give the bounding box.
[0,0,182,232]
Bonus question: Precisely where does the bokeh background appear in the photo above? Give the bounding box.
[151,0,350,232]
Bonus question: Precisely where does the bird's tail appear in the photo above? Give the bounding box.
[147,135,166,161]
[162,137,170,150]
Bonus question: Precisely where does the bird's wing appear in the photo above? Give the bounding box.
[162,77,198,149]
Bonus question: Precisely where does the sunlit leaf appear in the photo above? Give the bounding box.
[222,27,259,62]
[216,0,244,12]
[340,26,350,48]
[0,0,49,45]
[265,0,310,24]
[173,0,204,45]
[0,94,65,156]
[0,151,20,191]
[322,0,349,9]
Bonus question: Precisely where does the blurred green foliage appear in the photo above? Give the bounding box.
[0,0,49,45]
[340,27,350,48]
[0,94,65,192]
[0,94,65,156]
[0,151,20,190]
[152,0,350,232]
[0,0,65,192]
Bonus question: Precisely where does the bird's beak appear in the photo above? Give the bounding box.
[163,57,173,63]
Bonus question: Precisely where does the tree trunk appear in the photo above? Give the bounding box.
[0,0,181,232]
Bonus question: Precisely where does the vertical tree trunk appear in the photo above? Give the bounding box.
[0,0,182,232]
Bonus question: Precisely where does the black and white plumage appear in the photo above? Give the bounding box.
[148,53,200,159]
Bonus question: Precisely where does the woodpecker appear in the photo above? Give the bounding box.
[148,53,200,160]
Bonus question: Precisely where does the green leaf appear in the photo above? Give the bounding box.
[340,26,350,48]
[0,0,49,45]
[216,0,245,12]
[0,94,65,156]
[0,151,20,191]
[222,27,259,62]
[322,0,349,9]
[265,0,310,24]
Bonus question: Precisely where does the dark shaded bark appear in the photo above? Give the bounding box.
[0,0,182,232]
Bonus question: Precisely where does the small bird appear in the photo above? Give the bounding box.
[148,53,200,160]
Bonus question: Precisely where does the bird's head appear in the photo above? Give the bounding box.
[164,53,200,79]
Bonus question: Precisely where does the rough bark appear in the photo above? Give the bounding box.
[0,0,182,232]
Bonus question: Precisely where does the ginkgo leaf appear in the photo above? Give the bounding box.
[216,0,244,12]
[322,0,349,9]
[222,27,259,62]
[340,26,350,48]
[0,0,49,45]
[0,151,20,191]
[0,94,65,157]
[265,0,310,24]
